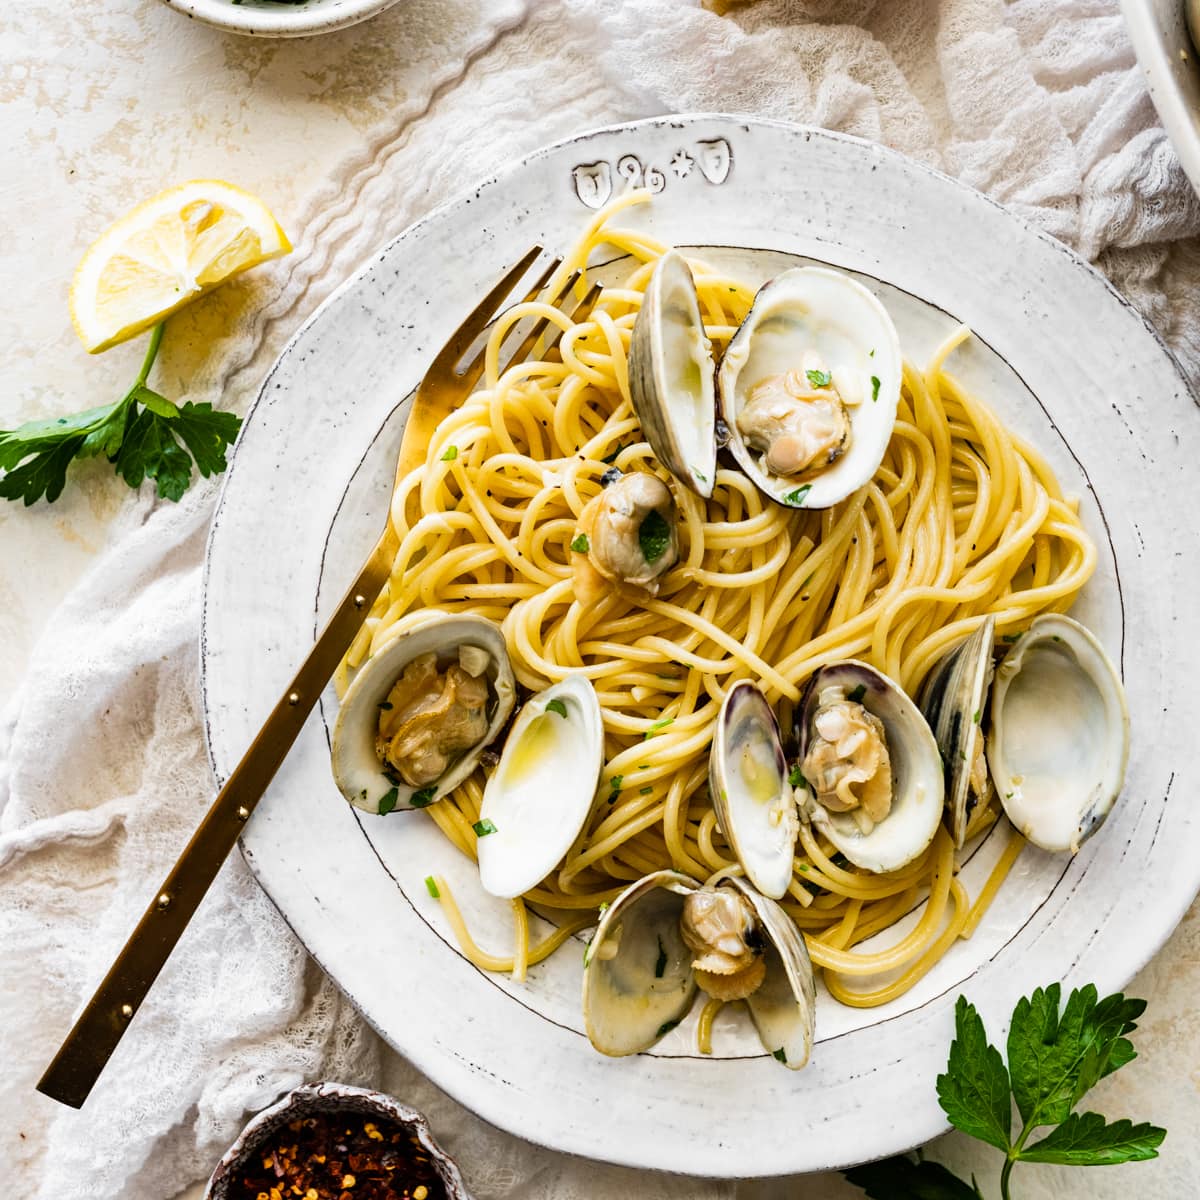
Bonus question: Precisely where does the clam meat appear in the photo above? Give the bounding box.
[719,267,902,510]
[571,471,679,606]
[795,661,944,873]
[331,610,516,814]
[582,872,815,1069]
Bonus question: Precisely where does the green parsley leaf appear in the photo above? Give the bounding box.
[640,786,653,795]
[643,716,674,740]
[936,995,1012,1152]
[772,1048,787,1064]
[601,442,628,465]
[545,698,569,719]
[972,709,981,724]
[842,1156,983,1200]
[0,324,241,506]
[609,774,624,793]
[788,764,807,789]
[783,484,812,507]
[1018,1112,1165,1166]
[806,368,832,388]
[440,445,458,461]
[654,936,667,979]
[871,375,881,403]
[377,788,399,816]
[1007,984,1145,1127]
[693,468,707,483]
[638,508,672,565]
[869,348,876,358]
[655,1018,681,1038]
[472,818,498,837]
[410,787,437,808]
[847,683,867,703]
[570,532,590,554]
[424,875,440,898]
[1002,632,1022,644]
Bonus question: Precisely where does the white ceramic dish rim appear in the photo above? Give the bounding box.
[1119,0,1200,194]
[201,114,1200,1177]
[158,0,401,39]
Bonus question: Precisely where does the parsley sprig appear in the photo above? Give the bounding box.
[0,323,241,506]
[844,984,1165,1199]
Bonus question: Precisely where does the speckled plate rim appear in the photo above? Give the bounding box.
[158,0,402,39]
[201,115,1200,1177]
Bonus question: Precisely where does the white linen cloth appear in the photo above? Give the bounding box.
[4,2,1199,1198]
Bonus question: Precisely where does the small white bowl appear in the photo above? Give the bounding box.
[159,0,402,38]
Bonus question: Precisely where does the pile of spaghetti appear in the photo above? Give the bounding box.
[340,192,1095,1011]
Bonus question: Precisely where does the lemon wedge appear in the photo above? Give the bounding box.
[70,180,291,353]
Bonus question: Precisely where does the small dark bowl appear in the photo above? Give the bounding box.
[205,1081,472,1200]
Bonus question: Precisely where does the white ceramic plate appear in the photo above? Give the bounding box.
[1120,0,1200,194]
[202,116,1200,1177]
[159,0,401,39]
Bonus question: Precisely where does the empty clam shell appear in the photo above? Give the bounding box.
[988,615,1129,853]
[477,673,604,899]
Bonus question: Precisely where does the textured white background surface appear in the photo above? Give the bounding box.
[2,1,1199,1198]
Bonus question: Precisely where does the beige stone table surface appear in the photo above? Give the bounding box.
[3,1,1199,1197]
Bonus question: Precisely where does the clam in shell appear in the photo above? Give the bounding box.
[795,661,944,873]
[331,610,515,814]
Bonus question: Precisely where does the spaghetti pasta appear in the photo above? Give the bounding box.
[340,192,1095,1012]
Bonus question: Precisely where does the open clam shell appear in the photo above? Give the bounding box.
[796,661,944,873]
[988,614,1129,853]
[331,610,515,814]
[709,681,797,899]
[628,250,717,498]
[917,615,996,848]
[582,870,700,1057]
[721,877,815,1070]
[718,267,901,511]
[477,673,604,899]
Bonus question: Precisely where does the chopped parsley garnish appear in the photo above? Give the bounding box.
[472,818,498,837]
[973,709,982,724]
[788,764,808,789]
[545,698,569,719]
[693,468,707,483]
[638,508,672,565]
[570,533,590,554]
[773,1047,787,1063]
[583,938,594,967]
[783,484,812,507]
[640,786,653,795]
[410,787,437,808]
[655,936,668,979]
[377,788,398,816]
[1002,632,1023,644]
[806,368,832,388]
[869,348,875,358]
[598,901,609,915]
[440,445,458,461]
[847,683,867,703]
[601,443,628,465]
[870,375,881,402]
[644,716,675,740]
[655,1018,681,1038]
[424,875,440,898]
[609,774,624,793]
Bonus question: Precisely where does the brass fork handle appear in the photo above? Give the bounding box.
[36,534,395,1109]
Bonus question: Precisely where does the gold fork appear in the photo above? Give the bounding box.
[37,247,604,1109]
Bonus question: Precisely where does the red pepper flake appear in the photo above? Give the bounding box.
[228,1110,446,1200]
